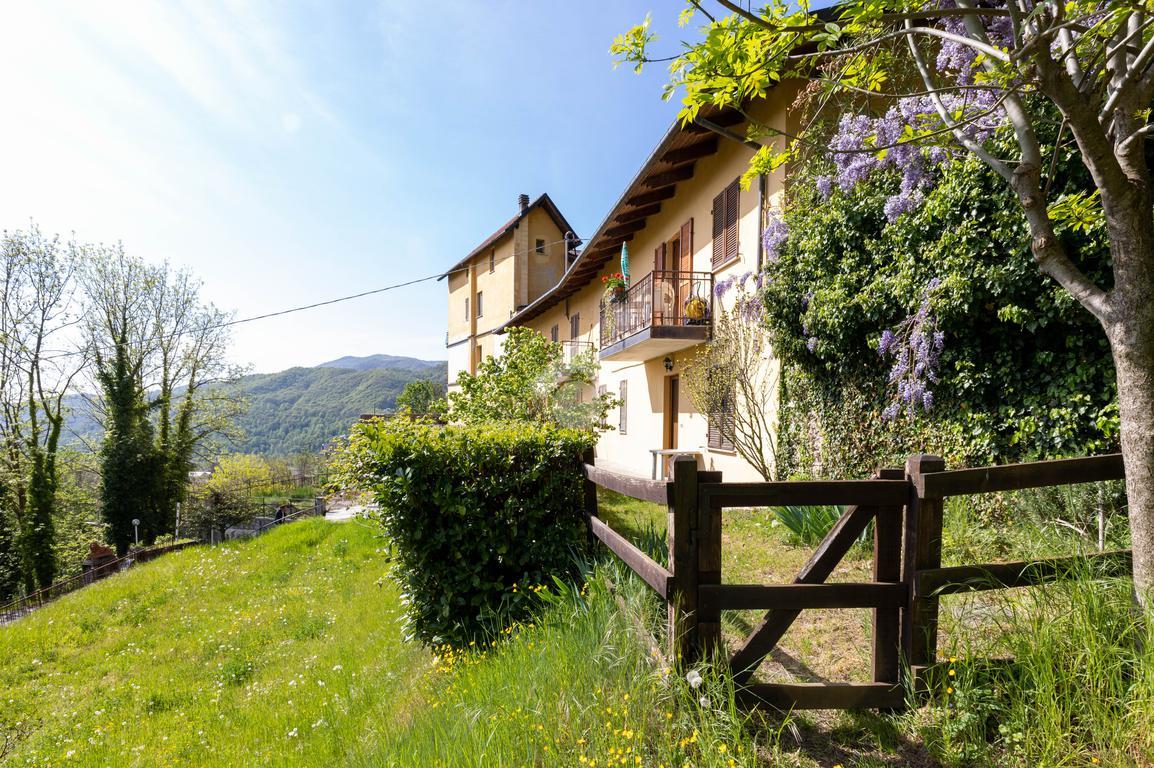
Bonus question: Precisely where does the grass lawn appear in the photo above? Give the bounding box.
[0,518,768,768]
[3,491,1150,767]
[0,518,430,767]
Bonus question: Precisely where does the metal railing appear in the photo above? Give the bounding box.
[0,540,200,624]
[600,270,713,348]
[560,339,595,364]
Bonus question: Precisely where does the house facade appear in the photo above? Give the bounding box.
[446,90,797,481]
[444,193,578,390]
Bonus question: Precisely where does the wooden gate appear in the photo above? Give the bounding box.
[582,452,1133,711]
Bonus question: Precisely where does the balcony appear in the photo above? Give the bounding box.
[561,339,596,365]
[558,340,596,381]
[599,271,713,361]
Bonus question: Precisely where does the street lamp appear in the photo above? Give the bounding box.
[131,518,140,547]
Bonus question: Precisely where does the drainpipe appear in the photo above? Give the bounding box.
[756,173,767,270]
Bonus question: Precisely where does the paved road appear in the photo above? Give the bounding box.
[325,504,372,522]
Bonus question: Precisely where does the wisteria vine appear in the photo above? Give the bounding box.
[878,279,946,419]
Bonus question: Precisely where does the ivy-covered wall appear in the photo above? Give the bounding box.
[764,143,1117,479]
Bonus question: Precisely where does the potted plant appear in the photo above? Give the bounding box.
[684,295,708,324]
[602,273,628,302]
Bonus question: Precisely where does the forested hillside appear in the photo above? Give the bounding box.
[225,363,444,454]
[66,356,447,456]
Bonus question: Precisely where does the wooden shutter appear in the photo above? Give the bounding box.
[708,390,736,451]
[724,180,739,263]
[654,242,667,272]
[708,416,722,449]
[618,380,628,435]
[679,219,693,269]
[712,181,739,268]
[550,324,558,342]
[464,297,469,320]
[711,192,725,268]
[570,313,580,339]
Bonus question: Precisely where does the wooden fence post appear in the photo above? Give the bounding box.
[872,467,906,690]
[697,476,723,659]
[669,456,699,664]
[582,448,598,548]
[902,454,946,679]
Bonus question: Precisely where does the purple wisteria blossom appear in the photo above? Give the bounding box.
[714,268,767,323]
[878,279,946,419]
[714,274,738,298]
[815,9,1010,222]
[762,215,789,262]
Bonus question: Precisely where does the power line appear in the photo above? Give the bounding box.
[38,234,583,361]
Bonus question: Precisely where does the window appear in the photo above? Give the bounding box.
[535,238,546,255]
[476,291,484,318]
[550,324,559,343]
[708,390,736,451]
[489,249,495,273]
[618,380,628,435]
[464,297,470,321]
[711,179,740,269]
[570,313,580,340]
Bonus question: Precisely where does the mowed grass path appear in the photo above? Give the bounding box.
[0,519,431,767]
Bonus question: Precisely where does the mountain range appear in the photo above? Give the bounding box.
[65,354,448,457]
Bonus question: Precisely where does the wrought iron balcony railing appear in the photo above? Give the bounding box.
[599,270,714,349]
[560,339,596,365]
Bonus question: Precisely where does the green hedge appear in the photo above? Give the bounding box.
[337,418,595,646]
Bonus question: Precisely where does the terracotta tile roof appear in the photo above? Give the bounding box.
[441,193,578,279]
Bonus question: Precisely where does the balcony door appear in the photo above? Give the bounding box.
[664,375,679,451]
[654,219,694,327]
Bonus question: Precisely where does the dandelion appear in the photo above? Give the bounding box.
[685,669,703,689]
[699,695,709,707]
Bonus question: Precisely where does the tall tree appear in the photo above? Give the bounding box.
[83,248,242,552]
[84,247,160,553]
[0,228,84,588]
[617,0,1154,604]
[146,269,242,537]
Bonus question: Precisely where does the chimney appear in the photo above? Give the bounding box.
[518,193,529,214]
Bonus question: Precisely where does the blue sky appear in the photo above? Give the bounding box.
[0,2,697,373]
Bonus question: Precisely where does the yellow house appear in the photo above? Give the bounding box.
[444,193,578,390]
[497,94,798,482]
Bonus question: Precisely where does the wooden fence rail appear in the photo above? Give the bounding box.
[581,451,1133,712]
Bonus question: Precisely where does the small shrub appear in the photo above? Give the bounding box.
[337,418,595,647]
[773,505,848,546]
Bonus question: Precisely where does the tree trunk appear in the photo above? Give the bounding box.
[1112,328,1154,607]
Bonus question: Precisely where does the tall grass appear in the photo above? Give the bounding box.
[359,559,781,767]
[0,517,785,767]
[921,561,1154,767]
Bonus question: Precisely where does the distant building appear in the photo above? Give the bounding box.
[442,193,578,391]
